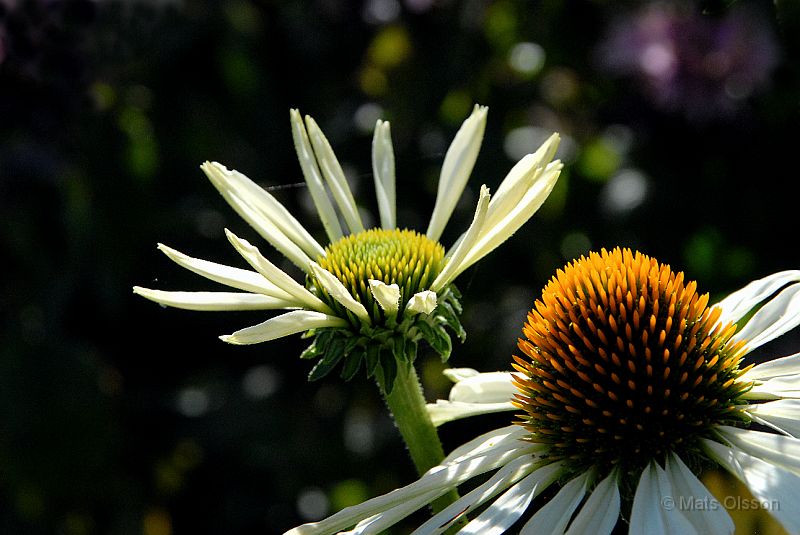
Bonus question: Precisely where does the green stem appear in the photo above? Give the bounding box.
[379,362,462,517]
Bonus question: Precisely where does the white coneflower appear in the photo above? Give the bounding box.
[288,248,800,534]
[134,106,561,389]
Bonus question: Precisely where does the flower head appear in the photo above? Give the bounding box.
[290,248,800,534]
[134,106,562,390]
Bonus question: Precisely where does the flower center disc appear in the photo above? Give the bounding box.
[314,228,445,319]
[514,248,751,477]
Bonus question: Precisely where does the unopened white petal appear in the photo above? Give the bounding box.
[133,288,298,311]
[460,462,563,535]
[290,109,343,242]
[741,351,800,381]
[201,161,325,261]
[430,185,491,291]
[372,119,396,229]
[746,399,800,437]
[405,290,438,315]
[156,243,292,299]
[565,472,620,535]
[368,279,400,313]
[426,104,487,242]
[630,462,697,535]
[427,400,516,427]
[521,470,590,535]
[413,455,538,535]
[220,310,347,345]
[449,371,516,403]
[225,230,332,314]
[665,453,734,535]
[309,261,370,323]
[733,282,800,351]
[305,116,364,234]
[704,438,800,535]
[714,270,800,327]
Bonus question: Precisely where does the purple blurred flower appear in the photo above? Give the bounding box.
[596,2,779,119]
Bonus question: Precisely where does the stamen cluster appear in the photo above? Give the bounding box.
[513,248,752,479]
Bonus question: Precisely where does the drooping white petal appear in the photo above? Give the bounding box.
[405,290,438,315]
[733,282,800,351]
[284,426,535,535]
[520,469,591,535]
[430,185,491,292]
[664,453,734,535]
[717,426,800,477]
[744,374,800,400]
[342,488,446,535]
[459,462,563,535]
[372,119,396,229]
[156,243,292,299]
[704,437,800,535]
[308,261,370,324]
[629,462,698,535]
[412,455,538,535]
[442,368,480,382]
[426,104,488,242]
[484,133,560,231]
[427,400,516,427]
[457,161,562,274]
[220,310,347,345]
[714,270,800,327]
[368,279,400,314]
[745,399,800,437]
[449,371,516,403]
[564,472,620,535]
[304,116,365,234]
[741,351,800,381]
[132,288,298,311]
[290,109,343,242]
[200,161,325,261]
[225,230,332,314]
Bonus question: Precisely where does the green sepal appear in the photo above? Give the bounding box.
[416,320,452,362]
[308,337,346,381]
[438,300,466,342]
[340,343,365,382]
[365,344,382,378]
[378,351,398,393]
[300,330,334,360]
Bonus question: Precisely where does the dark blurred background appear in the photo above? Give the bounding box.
[2,0,799,533]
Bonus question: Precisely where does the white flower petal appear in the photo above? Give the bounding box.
[225,230,332,314]
[305,116,365,234]
[733,282,800,351]
[308,261,370,323]
[430,185,491,292]
[290,109,343,242]
[630,462,698,535]
[442,368,480,382]
[741,351,800,381]
[156,243,292,299]
[714,270,800,327]
[717,426,800,477]
[458,162,562,272]
[132,288,298,311]
[665,453,734,535]
[284,426,535,535]
[200,161,325,261]
[368,279,400,314]
[744,375,800,400]
[405,290,438,315]
[412,454,538,535]
[372,119,396,229]
[746,399,800,437]
[342,488,445,535]
[704,437,800,535]
[449,371,516,403]
[520,469,591,535]
[220,310,347,345]
[459,462,563,535]
[564,472,620,535]
[427,400,516,427]
[484,133,560,231]
[426,104,488,242]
